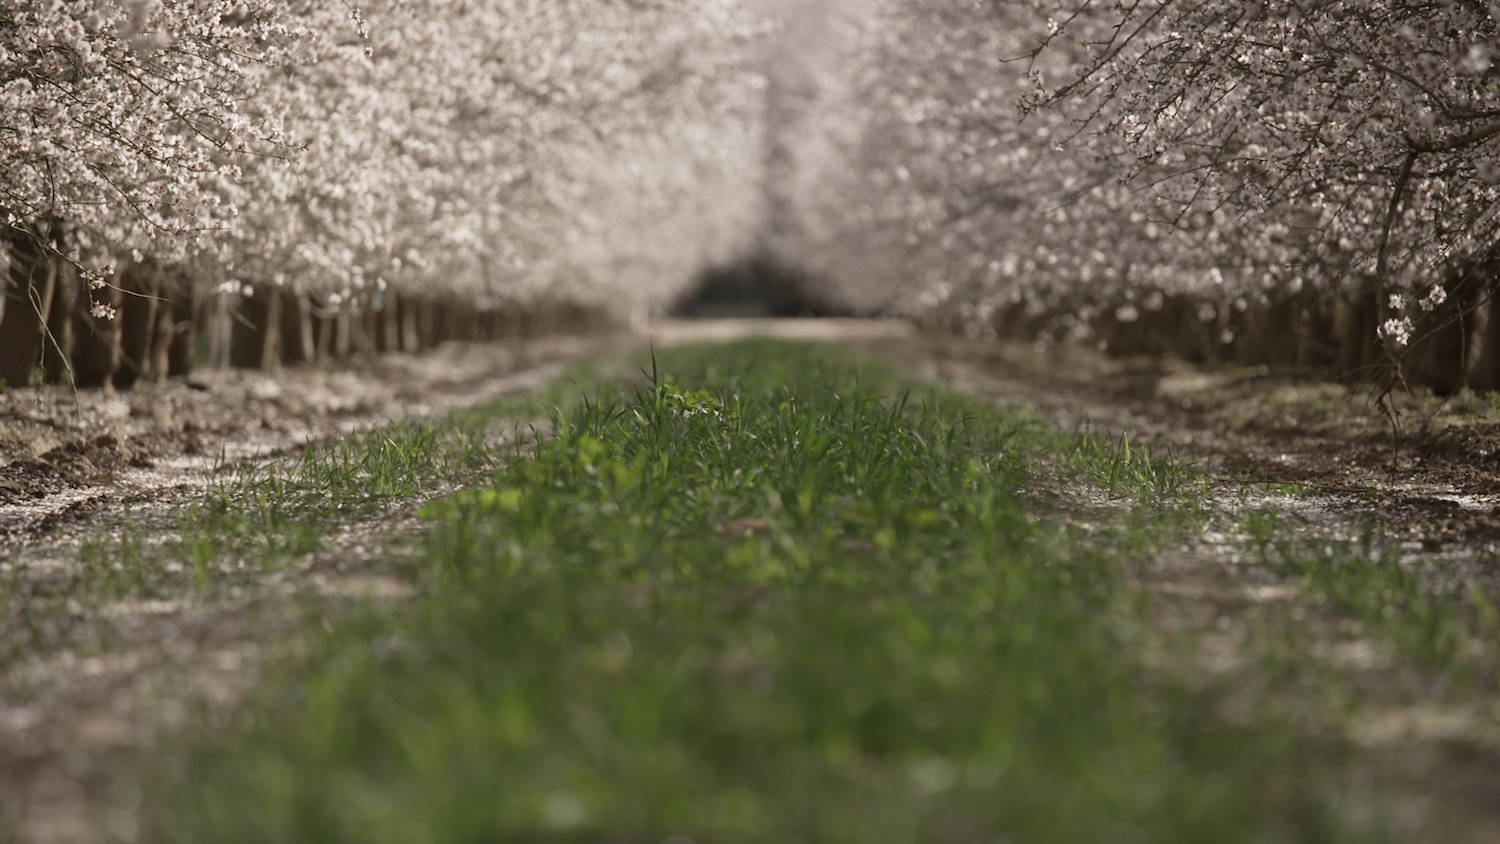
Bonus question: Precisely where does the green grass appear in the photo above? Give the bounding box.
[0,364,611,672]
[144,341,1393,844]
[1238,508,1500,685]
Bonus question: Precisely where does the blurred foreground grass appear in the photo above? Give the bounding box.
[140,341,1500,843]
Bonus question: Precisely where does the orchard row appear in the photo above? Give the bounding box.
[6,0,1500,393]
[775,0,1500,393]
[0,0,761,386]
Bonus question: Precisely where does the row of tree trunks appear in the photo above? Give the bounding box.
[0,239,206,389]
[0,232,117,389]
[976,266,1500,396]
[104,261,197,389]
[2,253,615,390]
[232,288,614,368]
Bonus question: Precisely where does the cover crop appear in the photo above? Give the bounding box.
[150,341,1395,844]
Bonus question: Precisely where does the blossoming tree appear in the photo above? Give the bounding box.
[764,0,1500,393]
[0,0,764,386]
[0,0,294,385]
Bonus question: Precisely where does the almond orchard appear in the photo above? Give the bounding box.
[11,4,1500,842]
[5,1,1500,395]
[770,0,1500,395]
[0,0,763,386]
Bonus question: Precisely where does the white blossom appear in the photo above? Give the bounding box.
[1379,317,1414,346]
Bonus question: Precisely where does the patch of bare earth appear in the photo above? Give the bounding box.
[0,335,633,544]
[890,334,1500,842]
[0,335,629,844]
[901,334,1500,543]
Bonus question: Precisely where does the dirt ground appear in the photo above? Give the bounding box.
[4,319,1500,842]
[893,333,1500,843]
[0,334,634,844]
[0,336,630,543]
[899,333,1500,547]
[0,320,917,844]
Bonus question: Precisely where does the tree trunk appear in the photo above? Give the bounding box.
[167,267,197,377]
[200,295,220,369]
[502,304,521,341]
[312,315,332,361]
[201,291,235,369]
[1467,287,1500,393]
[451,308,475,342]
[536,304,559,339]
[73,275,123,388]
[416,298,437,348]
[230,284,281,369]
[114,262,161,389]
[1404,276,1481,396]
[351,302,376,355]
[333,306,352,359]
[146,279,174,382]
[279,287,316,365]
[1231,300,1265,366]
[1330,289,1376,379]
[1161,297,1197,360]
[41,261,74,384]
[0,285,40,387]
[431,301,453,344]
[310,295,334,361]
[398,296,421,351]
[375,293,400,352]
[1250,296,1301,368]
[0,236,53,387]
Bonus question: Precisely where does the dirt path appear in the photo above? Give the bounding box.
[0,336,625,844]
[3,320,1500,843]
[902,335,1500,548]
[0,321,917,843]
[0,336,628,548]
[890,335,1500,842]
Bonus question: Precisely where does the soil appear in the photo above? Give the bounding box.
[886,332,1500,843]
[0,335,637,546]
[0,320,915,844]
[4,319,1500,843]
[0,334,631,844]
[897,333,1500,550]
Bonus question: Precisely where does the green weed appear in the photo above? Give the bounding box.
[1058,427,1202,507]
